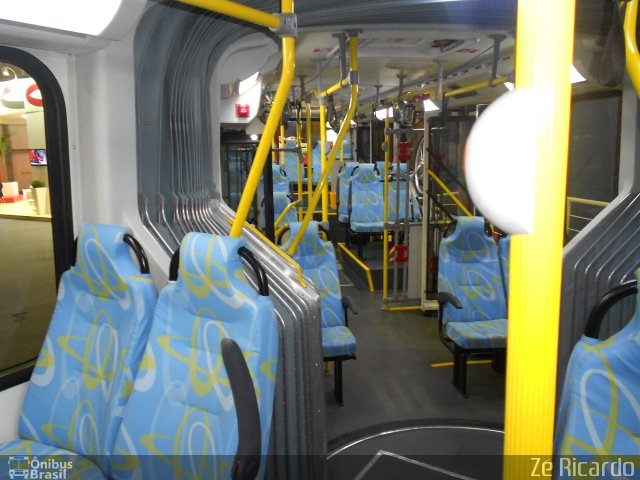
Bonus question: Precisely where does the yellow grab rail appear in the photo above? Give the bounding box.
[274,200,299,228]
[625,0,640,97]
[229,219,307,289]
[337,242,374,292]
[565,196,609,236]
[287,34,359,255]
[321,78,350,98]
[229,1,295,238]
[426,168,472,216]
[503,0,576,476]
[177,0,280,29]
[306,103,313,201]
[319,102,329,222]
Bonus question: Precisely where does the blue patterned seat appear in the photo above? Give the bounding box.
[111,233,279,480]
[0,224,158,478]
[310,142,331,185]
[337,161,359,224]
[437,217,508,396]
[348,164,385,234]
[272,164,289,194]
[273,192,297,228]
[555,274,640,462]
[283,222,357,405]
[282,139,304,184]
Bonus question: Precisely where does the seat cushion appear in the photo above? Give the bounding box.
[351,221,384,233]
[322,326,356,358]
[445,319,507,349]
[0,439,106,479]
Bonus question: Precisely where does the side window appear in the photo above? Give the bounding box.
[0,50,73,389]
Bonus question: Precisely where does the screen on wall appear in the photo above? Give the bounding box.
[29,149,47,166]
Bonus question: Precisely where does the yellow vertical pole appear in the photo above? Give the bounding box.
[288,34,358,254]
[382,110,390,302]
[279,124,285,165]
[307,103,313,203]
[296,118,303,212]
[319,103,329,222]
[230,1,294,238]
[503,0,575,476]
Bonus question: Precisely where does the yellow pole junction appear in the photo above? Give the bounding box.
[319,103,329,222]
[321,78,350,98]
[177,0,280,29]
[426,168,472,216]
[287,34,359,255]
[229,0,295,238]
[382,110,390,302]
[503,0,575,476]
[624,0,640,96]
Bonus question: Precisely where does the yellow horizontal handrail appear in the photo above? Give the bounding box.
[337,242,374,292]
[426,168,472,216]
[177,0,280,29]
[566,196,609,208]
[274,200,299,227]
[228,219,308,289]
[321,78,350,98]
[625,0,640,97]
[565,196,609,236]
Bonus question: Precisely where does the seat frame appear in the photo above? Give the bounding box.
[437,291,506,397]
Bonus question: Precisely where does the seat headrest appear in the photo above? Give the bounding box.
[287,222,328,258]
[71,223,140,299]
[272,164,287,183]
[352,163,379,184]
[441,217,496,262]
[338,161,358,177]
[176,233,259,312]
[285,138,297,147]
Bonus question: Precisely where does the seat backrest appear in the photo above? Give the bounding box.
[112,233,279,479]
[388,179,410,223]
[273,191,297,226]
[283,222,345,329]
[341,139,352,160]
[375,161,386,177]
[19,223,157,474]
[437,217,506,324]
[283,139,302,182]
[272,164,289,193]
[498,235,511,298]
[555,270,640,458]
[349,164,384,227]
[311,143,325,183]
[337,161,359,221]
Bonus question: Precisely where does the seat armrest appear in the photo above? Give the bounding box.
[437,292,463,309]
[342,294,359,315]
[221,338,261,480]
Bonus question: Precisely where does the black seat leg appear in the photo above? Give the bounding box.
[492,350,506,373]
[334,360,344,406]
[357,234,363,259]
[453,351,468,398]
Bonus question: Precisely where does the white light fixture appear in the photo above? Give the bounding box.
[249,134,259,141]
[0,0,127,36]
[423,98,440,112]
[503,81,515,91]
[238,72,260,96]
[570,64,586,84]
[465,89,540,234]
[375,107,393,121]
